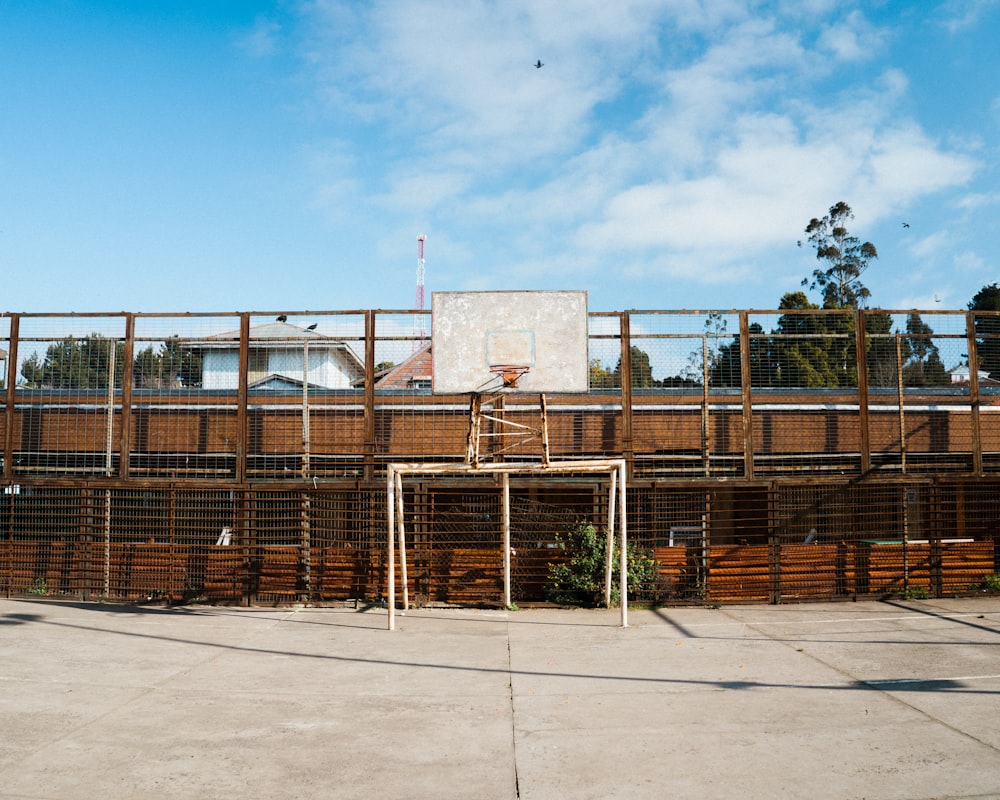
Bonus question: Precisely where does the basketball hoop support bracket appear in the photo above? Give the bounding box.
[465,390,550,468]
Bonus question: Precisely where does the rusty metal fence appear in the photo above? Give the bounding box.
[3,308,999,605]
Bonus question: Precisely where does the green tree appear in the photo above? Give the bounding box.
[901,313,949,387]
[133,337,202,388]
[771,292,842,387]
[864,311,901,388]
[19,352,44,387]
[589,357,616,389]
[20,335,124,389]
[802,201,878,309]
[162,337,202,387]
[659,374,703,389]
[969,283,1000,380]
[793,203,886,387]
[133,345,160,387]
[707,322,772,387]
[613,346,654,388]
[905,312,934,364]
[683,312,730,385]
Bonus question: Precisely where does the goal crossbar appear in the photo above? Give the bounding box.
[386,459,628,631]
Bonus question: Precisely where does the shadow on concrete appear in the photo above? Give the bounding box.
[4,600,999,696]
[881,599,1000,636]
[0,612,42,625]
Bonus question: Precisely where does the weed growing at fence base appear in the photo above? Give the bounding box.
[975,573,1000,593]
[898,586,931,601]
[545,520,659,607]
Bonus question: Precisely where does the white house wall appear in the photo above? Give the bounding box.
[269,349,353,388]
[202,351,240,390]
[202,348,357,389]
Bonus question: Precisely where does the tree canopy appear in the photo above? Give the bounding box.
[969,282,1000,380]
[20,335,124,389]
[21,335,202,389]
[901,312,950,387]
[802,201,878,309]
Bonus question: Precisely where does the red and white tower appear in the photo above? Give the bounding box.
[415,234,426,311]
[413,234,427,349]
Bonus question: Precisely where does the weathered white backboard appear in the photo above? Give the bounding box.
[432,291,588,394]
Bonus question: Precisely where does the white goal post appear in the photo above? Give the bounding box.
[385,459,628,630]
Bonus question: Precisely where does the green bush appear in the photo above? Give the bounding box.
[898,585,930,601]
[975,573,1000,592]
[545,520,659,607]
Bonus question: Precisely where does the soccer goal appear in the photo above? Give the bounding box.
[386,459,628,630]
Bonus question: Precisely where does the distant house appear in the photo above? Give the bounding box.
[185,321,364,390]
[365,343,433,390]
[950,365,990,384]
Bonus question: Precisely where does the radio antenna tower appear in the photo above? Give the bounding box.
[413,234,427,349]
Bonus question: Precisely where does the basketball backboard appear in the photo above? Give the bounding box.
[432,291,588,394]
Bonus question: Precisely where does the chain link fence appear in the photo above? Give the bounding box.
[3,308,999,605]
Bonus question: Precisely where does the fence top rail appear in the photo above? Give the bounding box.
[2,310,374,319]
[5,307,996,318]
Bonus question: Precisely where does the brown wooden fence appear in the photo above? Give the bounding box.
[3,308,999,606]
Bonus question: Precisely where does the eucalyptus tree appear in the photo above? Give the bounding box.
[901,312,949,387]
[969,283,1000,380]
[802,201,878,309]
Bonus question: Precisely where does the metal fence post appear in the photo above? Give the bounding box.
[236,313,250,485]
[855,309,872,474]
[618,312,634,480]
[363,310,376,484]
[118,314,134,480]
[739,311,754,479]
[4,314,19,482]
[966,312,983,476]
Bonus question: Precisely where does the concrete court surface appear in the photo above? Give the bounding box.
[1,597,999,800]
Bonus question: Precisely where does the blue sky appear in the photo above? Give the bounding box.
[2,0,998,315]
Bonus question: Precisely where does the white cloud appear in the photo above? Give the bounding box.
[892,291,949,309]
[581,103,975,267]
[952,249,987,273]
[237,17,282,58]
[818,10,885,62]
[908,231,952,260]
[860,124,978,210]
[956,191,1000,210]
[293,0,984,301]
[374,171,472,213]
[936,0,1000,33]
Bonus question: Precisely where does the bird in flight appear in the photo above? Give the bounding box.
[534,60,543,68]
[902,222,910,228]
